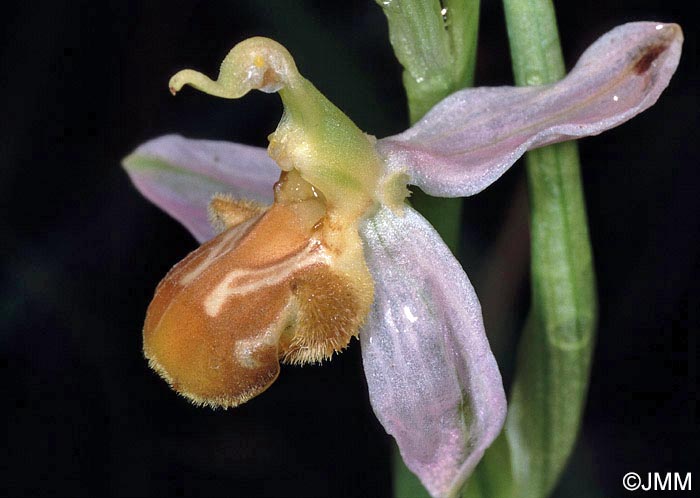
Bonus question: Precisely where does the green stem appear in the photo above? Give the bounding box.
[465,1,598,497]
[407,0,480,254]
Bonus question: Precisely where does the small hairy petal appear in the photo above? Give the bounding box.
[359,206,506,498]
[123,134,278,242]
[376,22,683,197]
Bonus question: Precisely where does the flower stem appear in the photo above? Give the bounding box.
[465,1,598,497]
[377,0,481,254]
[408,0,480,254]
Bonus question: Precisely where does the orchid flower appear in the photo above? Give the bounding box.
[123,23,681,498]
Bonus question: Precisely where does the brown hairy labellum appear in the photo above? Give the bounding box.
[143,171,373,408]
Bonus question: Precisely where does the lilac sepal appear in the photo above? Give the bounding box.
[359,206,507,498]
[376,22,683,197]
[122,134,278,242]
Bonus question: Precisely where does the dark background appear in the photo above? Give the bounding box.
[1,1,696,497]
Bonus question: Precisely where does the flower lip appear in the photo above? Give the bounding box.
[142,195,372,409]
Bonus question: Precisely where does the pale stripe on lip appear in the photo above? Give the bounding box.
[204,240,330,317]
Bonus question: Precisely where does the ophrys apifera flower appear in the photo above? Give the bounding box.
[124,23,681,498]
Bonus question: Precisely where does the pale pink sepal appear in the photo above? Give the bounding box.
[122,134,278,242]
[376,22,683,197]
[359,206,507,498]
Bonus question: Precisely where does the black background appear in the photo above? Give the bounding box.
[2,1,696,497]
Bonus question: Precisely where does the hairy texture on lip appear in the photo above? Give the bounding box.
[143,213,276,408]
[143,202,323,407]
[144,195,373,407]
[281,265,373,365]
[376,22,683,198]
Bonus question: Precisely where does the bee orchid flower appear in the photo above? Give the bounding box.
[123,23,681,498]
